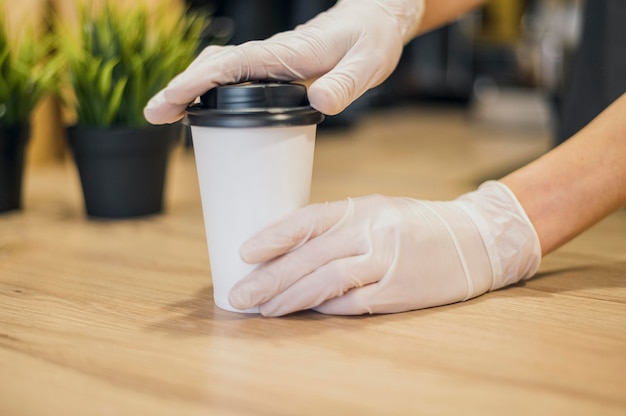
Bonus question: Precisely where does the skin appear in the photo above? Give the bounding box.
[417,0,488,35]
[501,92,626,255]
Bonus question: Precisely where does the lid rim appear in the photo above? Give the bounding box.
[186,108,324,128]
[185,81,324,128]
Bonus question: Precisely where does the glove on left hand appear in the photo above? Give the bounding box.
[229,181,541,316]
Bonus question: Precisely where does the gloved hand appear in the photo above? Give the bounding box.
[144,0,425,124]
[228,181,542,316]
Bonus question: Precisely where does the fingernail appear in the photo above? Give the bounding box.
[144,98,157,110]
[229,284,254,309]
[239,240,258,263]
[145,91,165,109]
[240,237,271,264]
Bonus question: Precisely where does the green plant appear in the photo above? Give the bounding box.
[0,8,59,127]
[58,1,210,127]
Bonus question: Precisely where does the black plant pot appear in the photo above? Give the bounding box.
[67,123,181,219]
[0,125,30,214]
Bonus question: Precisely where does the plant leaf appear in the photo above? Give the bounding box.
[105,76,127,125]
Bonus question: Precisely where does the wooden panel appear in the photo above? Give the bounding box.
[1,106,625,415]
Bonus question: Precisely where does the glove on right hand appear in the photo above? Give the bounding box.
[144,0,425,124]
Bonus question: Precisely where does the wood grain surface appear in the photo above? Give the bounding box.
[1,106,625,415]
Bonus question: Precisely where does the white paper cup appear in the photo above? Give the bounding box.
[186,82,324,313]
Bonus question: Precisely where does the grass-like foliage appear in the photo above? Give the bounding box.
[59,1,209,127]
[0,8,59,127]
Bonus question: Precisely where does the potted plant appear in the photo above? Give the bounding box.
[58,1,209,218]
[0,7,58,213]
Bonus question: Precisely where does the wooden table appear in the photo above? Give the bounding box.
[1,106,625,415]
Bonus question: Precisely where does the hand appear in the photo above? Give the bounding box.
[228,181,542,316]
[144,0,425,124]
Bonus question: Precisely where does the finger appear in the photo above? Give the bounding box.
[161,32,342,110]
[144,46,237,124]
[143,90,187,124]
[258,254,384,317]
[240,199,352,264]
[308,39,401,115]
[144,46,286,124]
[186,45,236,71]
[162,45,241,105]
[313,283,383,315]
[229,219,365,310]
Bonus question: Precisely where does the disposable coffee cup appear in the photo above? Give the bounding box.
[186,82,324,313]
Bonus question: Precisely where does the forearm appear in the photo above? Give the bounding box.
[418,0,488,35]
[501,93,626,255]
[341,0,487,44]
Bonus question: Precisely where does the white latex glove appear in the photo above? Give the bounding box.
[144,0,425,124]
[228,181,542,316]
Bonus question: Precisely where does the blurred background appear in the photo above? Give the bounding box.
[7,0,583,167]
[187,0,581,133]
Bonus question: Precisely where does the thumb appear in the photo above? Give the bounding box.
[307,38,402,115]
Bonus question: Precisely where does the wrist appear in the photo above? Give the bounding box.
[338,0,425,44]
[457,181,542,291]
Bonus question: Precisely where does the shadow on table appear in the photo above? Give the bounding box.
[146,261,626,338]
[513,260,626,299]
[146,284,456,339]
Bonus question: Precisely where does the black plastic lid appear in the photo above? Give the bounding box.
[186,81,324,128]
